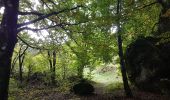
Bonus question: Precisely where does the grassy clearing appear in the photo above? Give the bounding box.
[84,64,122,84]
[84,64,124,93]
[92,71,122,85]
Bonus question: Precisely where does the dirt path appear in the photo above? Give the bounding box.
[93,82,107,94]
[9,82,170,100]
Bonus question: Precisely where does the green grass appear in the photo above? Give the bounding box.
[92,71,122,84]
[84,64,122,85]
[84,64,124,93]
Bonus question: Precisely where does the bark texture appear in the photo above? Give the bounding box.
[0,0,19,99]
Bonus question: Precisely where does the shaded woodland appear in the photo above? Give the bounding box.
[0,0,170,100]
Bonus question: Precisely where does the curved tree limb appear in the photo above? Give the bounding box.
[17,5,83,28]
[18,11,43,16]
[17,23,62,33]
[17,35,50,50]
[138,1,158,9]
[17,21,88,33]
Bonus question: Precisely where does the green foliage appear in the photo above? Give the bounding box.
[122,0,161,43]
[156,32,170,45]
[8,0,168,97]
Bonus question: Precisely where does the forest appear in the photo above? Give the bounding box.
[0,0,170,100]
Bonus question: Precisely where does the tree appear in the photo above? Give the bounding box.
[47,50,57,85]
[1,0,165,99]
[18,44,28,84]
[116,0,133,97]
[0,0,19,99]
[0,0,83,99]
[10,42,28,84]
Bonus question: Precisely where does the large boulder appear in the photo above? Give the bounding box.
[125,37,170,92]
[72,79,94,95]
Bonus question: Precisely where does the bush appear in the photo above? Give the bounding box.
[27,72,47,85]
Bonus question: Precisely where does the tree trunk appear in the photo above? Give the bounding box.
[48,50,56,85]
[77,64,84,79]
[27,64,33,82]
[11,53,19,76]
[18,45,28,84]
[0,0,19,99]
[19,53,23,84]
[116,0,133,97]
[117,34,133,97]
[52,50,56,85]
[63,64,66,80]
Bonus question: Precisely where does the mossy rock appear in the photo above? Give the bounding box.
[125,37,169,92]
[72,79,94,95]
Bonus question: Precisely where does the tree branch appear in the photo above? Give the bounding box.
[17,21,87,33]
[46,0,57,6]
[18,11,43,16]
[20,45,29,57]
[40,0,54,11]
[17,35,50,50]
[138,1,158,9]
[17,23,62,33]
[17,5,83,28]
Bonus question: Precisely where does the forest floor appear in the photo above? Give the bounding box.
[8,65,170,100]
[8,80,170,100]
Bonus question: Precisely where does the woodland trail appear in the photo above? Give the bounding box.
[9,81,170,100]
[93,82,107,94]
[78,82,170,100]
